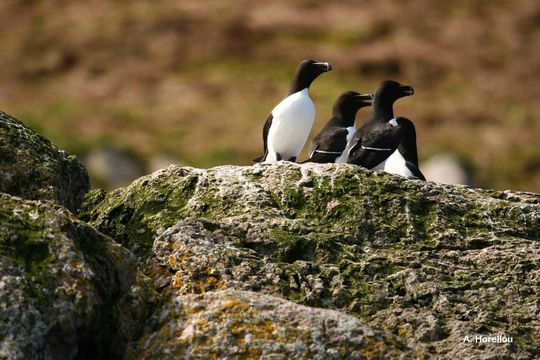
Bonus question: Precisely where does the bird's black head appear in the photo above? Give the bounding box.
[374,80,414,105]
[368,80,414,122]
[289,59,332,94]
[333,91,373,119]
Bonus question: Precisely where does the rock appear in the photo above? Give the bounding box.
[0,192,138,359]
[84,147,144,190]
[126,289,410,359]
[80,163,540,358]
[0,111,89,212]
[423,153,473,186]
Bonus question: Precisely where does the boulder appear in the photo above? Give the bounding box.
[80,163,540,358]
[0,111,89,212]
[127,290,409,359]
[0,193,137,359]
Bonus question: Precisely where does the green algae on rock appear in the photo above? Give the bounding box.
[144,216,540,359]
[126,289,410,359]
[80,163,540,261]
[0,111,89,212]
[0,193,137,359]
[81,163,540,358]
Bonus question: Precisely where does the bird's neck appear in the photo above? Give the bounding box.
[332,109,357,127]
[288,73,313,95]
[369,105,394,123]
[368,95,395,122]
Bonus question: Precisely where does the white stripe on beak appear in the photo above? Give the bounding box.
[314,62,332,71]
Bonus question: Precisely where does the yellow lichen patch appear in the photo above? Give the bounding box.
[169,269,226,295]
[397,325,410,336]
[166,250,193,270]
[171,241,186,251]
[170,272,185,291]
[192,273,225,293]
[360,340,388,360]
[220,299,250,312]
[230,319,278,342]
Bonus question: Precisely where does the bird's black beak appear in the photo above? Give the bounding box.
[400,85,414,96]
[355,93,373,104]
[314,62,332,72]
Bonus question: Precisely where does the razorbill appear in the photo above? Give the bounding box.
[254,59,332,163]
[371,117,426,180]
[303,91,373,164]
[347,80,414,169]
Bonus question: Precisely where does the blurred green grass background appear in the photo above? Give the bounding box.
[1,0,539,191]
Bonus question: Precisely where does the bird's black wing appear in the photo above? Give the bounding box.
[405,161,426,180]
[347,123,402,169]
[253,113,273,162]
[305,126,348,163]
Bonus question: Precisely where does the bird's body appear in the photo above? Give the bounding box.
[373,148,413,176]
[350,117,425,180]
[375,117,425,180]
[347,118,402,169]
[373,148,425,180]
[347,80,424,180]
[265,89,315,162]
[255,59,332,163]
[304,91,372,164]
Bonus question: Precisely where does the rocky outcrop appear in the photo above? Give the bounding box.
[127,289,409,359]
[80,163,540,359]
[0,111,89,212]
[0,193,137,359]
[1,110,539,359]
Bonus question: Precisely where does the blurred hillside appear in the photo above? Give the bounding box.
[1,0,539,191]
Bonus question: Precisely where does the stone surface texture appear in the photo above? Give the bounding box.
[80,163,540,359]
[0,111,89,212]
[2,111,539,359]
[127,289,409,359]
[0,193,137,359]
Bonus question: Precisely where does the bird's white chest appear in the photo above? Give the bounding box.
[336,126,356,163]
[266,89,315,161]
[375,149,414,177]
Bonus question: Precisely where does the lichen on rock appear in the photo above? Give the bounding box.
[0,193,137,359]
[81,164,540,261]
[80,163,540,358]
[2,110,538,359]
[0,111,89,212]
[126,289,410,359]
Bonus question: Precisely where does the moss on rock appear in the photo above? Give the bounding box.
[80,163,540,260]
[0,193,137,359]
[80,163,540,358]
[0,111,89,212]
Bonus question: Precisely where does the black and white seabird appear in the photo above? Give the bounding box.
[254,59,332,163]
[303,91,373,164]
[347,80,424,179]
[371,117,426,180]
